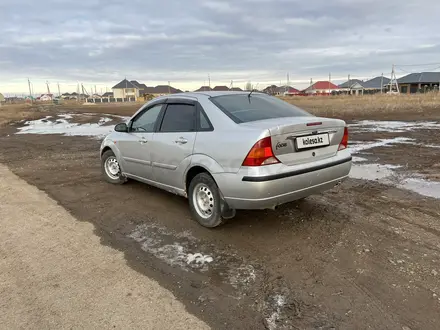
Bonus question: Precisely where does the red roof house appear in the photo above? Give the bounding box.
[303,81,339,95]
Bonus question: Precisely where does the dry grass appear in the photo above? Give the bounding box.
[281,93,440,120]
[0,104,42,126]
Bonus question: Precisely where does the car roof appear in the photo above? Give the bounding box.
[154,91,261,101]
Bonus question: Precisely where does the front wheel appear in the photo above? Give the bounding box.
[101,150,126,184]
[188,173,226,228]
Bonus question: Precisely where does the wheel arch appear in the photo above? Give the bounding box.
[185,165,212,194]
[184,154,225,194]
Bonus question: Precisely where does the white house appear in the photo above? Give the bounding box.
[111,79,140,99]
[39,93,54,101]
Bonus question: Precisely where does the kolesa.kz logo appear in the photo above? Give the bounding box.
[303,136,324,145]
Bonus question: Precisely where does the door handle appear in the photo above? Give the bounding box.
[174,137,188,144]
[138,138,148,144]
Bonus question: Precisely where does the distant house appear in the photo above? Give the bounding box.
[194,86,212,92]
[39,93,54,101]
[212,85,230,91]
[61,92,71,99]
[303,81,339,95]
[112,79,141,99]
[230,87,243,92]
[263,85,278,95]
[276,85,301,96]
[397,72,440,94]
[102,92,114,98]
[338,79,365,95]
[141,85,182,97]
[362,76,391,94]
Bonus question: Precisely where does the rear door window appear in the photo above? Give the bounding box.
[159,104,196,132]
[210,94,311,123]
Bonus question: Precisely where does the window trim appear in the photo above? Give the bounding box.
[157,103,197,133]
[129,103,166,133]
[196,103,214,132]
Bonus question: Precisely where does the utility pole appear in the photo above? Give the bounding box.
[57,82,61,97]
[46,81,50,94]
[27,78,33,104]
[328,73,331,93]
[380,73,384,94]
[208,74,211,88]
[348,74,351,94]
[94,85,97,95]
[389,64,400,93]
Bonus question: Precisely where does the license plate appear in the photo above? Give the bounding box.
[296,133,330,150]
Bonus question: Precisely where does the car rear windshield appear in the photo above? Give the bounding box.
[210,94,311,123]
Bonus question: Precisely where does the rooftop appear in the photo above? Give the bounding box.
[397,72,440,84]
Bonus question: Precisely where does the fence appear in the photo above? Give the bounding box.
[85,97,136,103]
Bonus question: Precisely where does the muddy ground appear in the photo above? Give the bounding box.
[0,105,440,329]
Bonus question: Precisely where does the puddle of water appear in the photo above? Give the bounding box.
[16,115,116,138]
[349,120,440,133]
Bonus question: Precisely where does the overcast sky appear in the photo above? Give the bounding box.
[1,0,440,94]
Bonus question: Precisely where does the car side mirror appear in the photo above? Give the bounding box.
[114,122,128,132]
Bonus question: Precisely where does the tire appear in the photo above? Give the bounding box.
[101,150,126,185]
[188,173,225,228]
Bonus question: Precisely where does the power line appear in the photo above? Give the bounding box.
[395,62,440,67]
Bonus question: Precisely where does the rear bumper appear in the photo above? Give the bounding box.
[213,151,351,210]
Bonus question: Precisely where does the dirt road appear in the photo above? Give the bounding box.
[0,106,439,329]
[0,164,208,329]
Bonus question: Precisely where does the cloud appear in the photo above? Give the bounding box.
[0,0,440,93]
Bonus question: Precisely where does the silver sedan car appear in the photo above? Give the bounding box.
[100,91,351,227]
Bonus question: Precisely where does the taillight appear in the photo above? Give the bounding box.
[338,127,349,150]
[242,136,280,166]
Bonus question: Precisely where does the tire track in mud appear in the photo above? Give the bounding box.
[126,221,335,329]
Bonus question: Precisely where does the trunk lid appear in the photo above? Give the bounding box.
[241,116,346,166]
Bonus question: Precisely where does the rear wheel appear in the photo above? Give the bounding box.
[101,150,126,184]
[188,173,225,228]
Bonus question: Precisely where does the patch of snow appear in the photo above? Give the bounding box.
[350,164,440,199]
[349,120,440,133]
[398,178,440,199]
[265,295,286,330]
[228,264,257,290]
[352,156,368,162]
[16,116,115,138]
[349,137,415,154]
[423,144,440,149]
[350,163,401,181]
[98,117,112,125]
[186,253,213,265]
[128,224,213,271]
